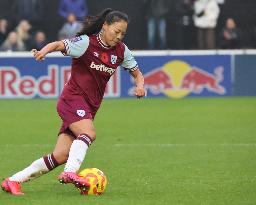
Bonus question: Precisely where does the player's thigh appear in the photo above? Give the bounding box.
[69,119,96,140]
[53,133,74,164]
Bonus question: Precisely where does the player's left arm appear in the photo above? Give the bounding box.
[121,44,146,98]
[129,68,146,98]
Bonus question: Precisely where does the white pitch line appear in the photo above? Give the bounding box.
[0,143,256,148]
[113,143,256,147]
[0,144,53,148]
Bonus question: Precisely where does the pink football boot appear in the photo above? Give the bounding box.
[58,171,90,190]
[1,178,24,196]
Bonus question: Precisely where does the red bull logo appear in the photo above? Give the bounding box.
[142,68,173,95]
[0,65,120,99]
[139,60,226,98]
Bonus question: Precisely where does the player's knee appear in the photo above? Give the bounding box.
[89,131,96,141]
[80,129,96,141]
[77,131,96,147]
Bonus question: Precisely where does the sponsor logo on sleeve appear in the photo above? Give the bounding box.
[69,36,82,43]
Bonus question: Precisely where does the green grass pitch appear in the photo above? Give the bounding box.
[0,97,256,205]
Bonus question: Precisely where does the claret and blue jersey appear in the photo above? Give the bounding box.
[61,33,138,109]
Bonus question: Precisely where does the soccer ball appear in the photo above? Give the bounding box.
[78,168,107,195]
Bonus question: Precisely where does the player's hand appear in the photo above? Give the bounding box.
[31,49,45,61]
[134,87,146,98]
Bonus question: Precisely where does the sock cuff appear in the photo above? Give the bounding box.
[43,154,59,170]
[77,134,93,147]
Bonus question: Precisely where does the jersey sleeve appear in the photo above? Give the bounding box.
[62,35,89,58]
[121,44,138,72]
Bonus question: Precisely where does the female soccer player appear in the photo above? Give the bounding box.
[1,8,146,195]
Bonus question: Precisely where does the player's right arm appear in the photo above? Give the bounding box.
[32,41,65,61]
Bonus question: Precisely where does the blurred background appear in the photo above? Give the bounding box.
[0,0,256,51]
[0,0,256,99]
[0,2,256,204]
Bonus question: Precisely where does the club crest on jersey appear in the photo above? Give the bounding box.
[111,55,117,64]
[77,109,86,117]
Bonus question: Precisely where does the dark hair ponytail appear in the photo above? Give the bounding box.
[77,8,129,36]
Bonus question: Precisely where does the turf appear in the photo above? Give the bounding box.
[0,97,256,205]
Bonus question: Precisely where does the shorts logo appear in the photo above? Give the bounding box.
[77,109,86,117]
